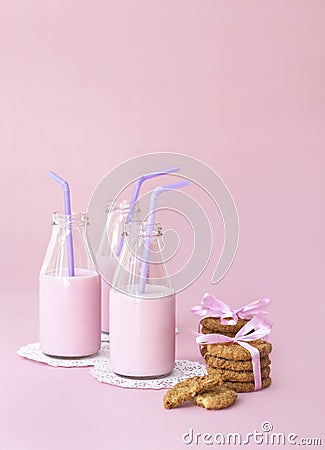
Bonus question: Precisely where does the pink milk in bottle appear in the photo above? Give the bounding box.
[40,269,100,357]
[109,285,175,377]
[96,201,140,334]
[39,212,101,358]
[96,254,116,334]
[109,221,176,377]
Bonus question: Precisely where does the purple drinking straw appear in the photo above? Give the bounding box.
[48,171,75,276]
[115,165,180,257]
[138,179,190,294]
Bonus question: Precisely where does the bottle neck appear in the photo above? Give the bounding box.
[112,221,172,296]
[51,212,88,228]
[105,200,140,217]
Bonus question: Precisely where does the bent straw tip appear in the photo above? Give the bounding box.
[175,180,190,188]
[165,165,180,172]
[48,170,70,191]
[159,180,190,192]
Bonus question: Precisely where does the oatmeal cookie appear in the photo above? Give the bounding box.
[201,327,237,337]
[221,376,272,393]
[163,375,223,409]
[206,340,272,361]
[200,317,249,334]
[207,365,270,382]
[204,354,271,371]
[191,386,238,410]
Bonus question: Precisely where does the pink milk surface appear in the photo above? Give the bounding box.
[96,254,117,333]
[109,285,175,377]
[39,268,101,357]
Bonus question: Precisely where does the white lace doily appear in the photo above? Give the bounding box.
[17,342,110,368]
[90,359,207,389]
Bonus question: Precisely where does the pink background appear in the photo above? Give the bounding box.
[1,1,324,449]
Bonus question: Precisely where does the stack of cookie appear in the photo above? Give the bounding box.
[200,316,272,393]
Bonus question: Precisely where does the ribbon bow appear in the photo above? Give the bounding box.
[191,293,271,325]
[196,315,272,391]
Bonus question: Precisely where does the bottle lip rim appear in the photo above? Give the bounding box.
[51,211,88,226]
[52,210,87,217]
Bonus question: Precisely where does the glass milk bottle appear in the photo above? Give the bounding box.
[96,201,139,334]
[109,221,175,377]
[39,212,101,357]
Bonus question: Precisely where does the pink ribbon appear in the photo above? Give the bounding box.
[191,293,271,325]
[196,315,272,391]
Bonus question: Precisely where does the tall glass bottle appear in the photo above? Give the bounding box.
[39,212,101,357]
[109,221,176,377]
[96,200,140,333]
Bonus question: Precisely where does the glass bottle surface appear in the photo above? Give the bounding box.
[96,201,140,333]
[109,221,175,378]
[39,212,101,358]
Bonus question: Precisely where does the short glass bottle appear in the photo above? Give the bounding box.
[39,212,101,358]
[109,221,176,378]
